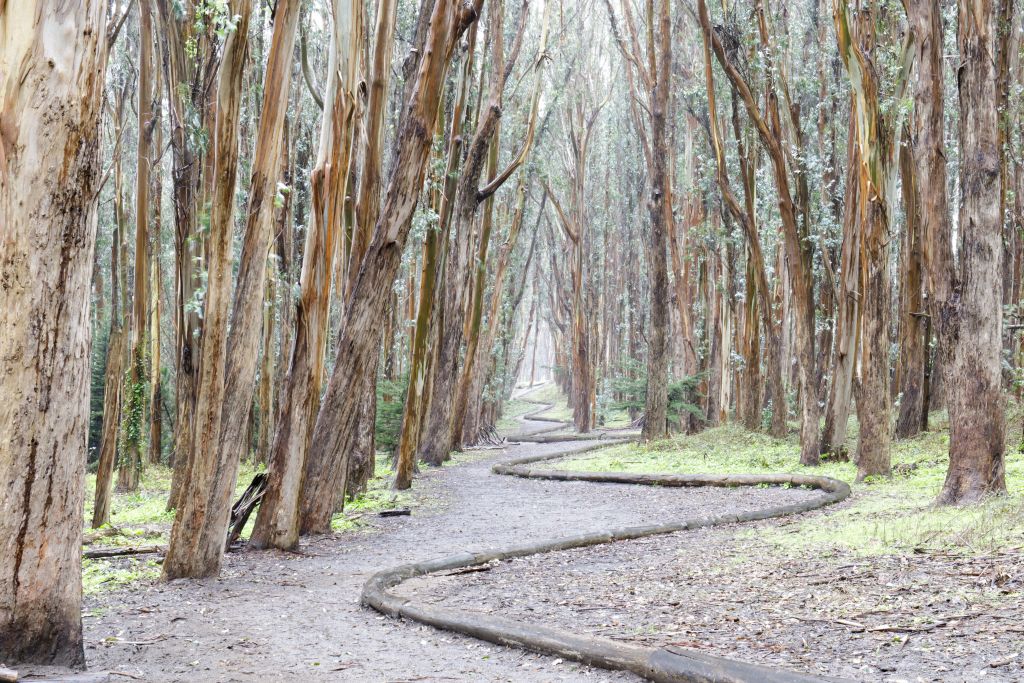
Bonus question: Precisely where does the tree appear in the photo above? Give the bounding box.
[910,0,1007,503]
[0,0,110,665]
[699,0,821,464]
[251,0,366,549]
[298,0,485,533]
[834,0,913,479]
[162,0,253,579]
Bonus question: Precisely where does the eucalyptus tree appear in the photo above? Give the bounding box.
[0,0,113,666]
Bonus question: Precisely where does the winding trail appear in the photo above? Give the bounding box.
[83,388,845,682]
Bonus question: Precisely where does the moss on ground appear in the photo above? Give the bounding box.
[551,418,1024,557]
[82,456,414,595]
[330,458,413,532]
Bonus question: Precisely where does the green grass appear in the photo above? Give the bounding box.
[330,457,413,532]
[551,419,1024,557]
[496,398,536,430]
[513,383,632,428]
[81,456,413,595]
[82,557,162,595]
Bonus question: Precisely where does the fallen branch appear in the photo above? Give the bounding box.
[378,509,411,517]
[84,545,165,559]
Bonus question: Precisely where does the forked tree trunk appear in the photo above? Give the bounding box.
[162,0,253,580]
[0,0,108,665]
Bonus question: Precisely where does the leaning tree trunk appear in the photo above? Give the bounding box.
[0,0,107,666]
[250,0,364,548]
[298,0,482,534]
[162,0,253,580]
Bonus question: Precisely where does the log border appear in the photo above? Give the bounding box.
[362,407,853,683]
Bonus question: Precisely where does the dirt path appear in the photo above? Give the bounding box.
[83,402,815,682]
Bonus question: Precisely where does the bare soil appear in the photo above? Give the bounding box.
[77,404,1021,683]
[402,498,1024,683]
[79,412,810,682]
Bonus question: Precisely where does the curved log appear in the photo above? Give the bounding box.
[362,410,852,683]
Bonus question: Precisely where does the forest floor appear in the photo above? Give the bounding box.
[401,410,1024,682]
[71,388,1023,682]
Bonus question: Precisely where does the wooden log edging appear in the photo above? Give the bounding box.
[362,441,852,683]
[512,398,641,442]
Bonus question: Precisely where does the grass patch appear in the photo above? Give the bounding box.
[552,421,1024,557]
[331,457,413,532]
[496,398,536,430]
[82,557,161,595]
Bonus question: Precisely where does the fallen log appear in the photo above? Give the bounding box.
[83,545,165,559]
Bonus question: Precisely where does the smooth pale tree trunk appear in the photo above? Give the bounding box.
[250,0,362,549]
[822,117,861,457]
[0,0,108,665]
[299,0,483,534]
[162,0,253,580]
[911,0,1007,503]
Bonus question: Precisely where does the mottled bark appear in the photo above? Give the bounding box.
[250,0,360,550]
[911,0,1007,503]
[162,0,253,580]
[298,0,483,534]
[0,0,108,665]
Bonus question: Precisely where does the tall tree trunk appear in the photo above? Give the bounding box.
[119,0,156,492]
[894,137,927,439]
[642,0,672,440]
[162,0,253,580]
[0,0,108,665]
[912,0,1007,503]
[158,0,219,511]
[298,0,483,534]
[699,0,821,462]
[148,99,165,467]
[821,112,861,457]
